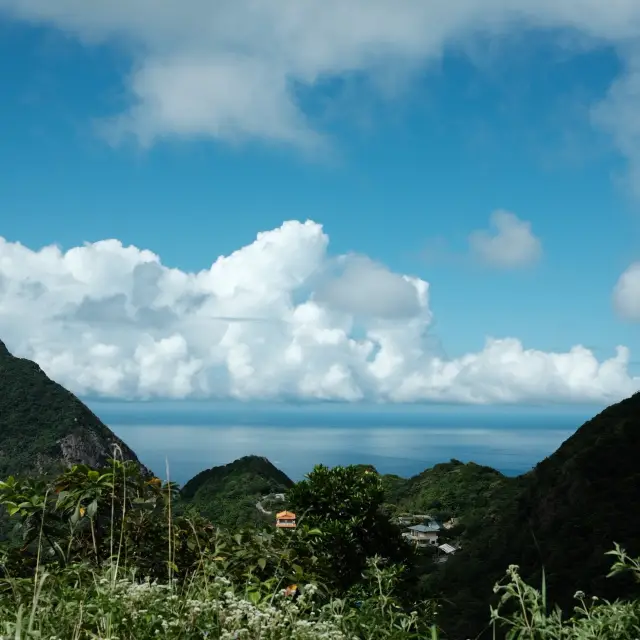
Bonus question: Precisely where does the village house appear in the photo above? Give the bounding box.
[275,510,296,529]
[402,519,441,547]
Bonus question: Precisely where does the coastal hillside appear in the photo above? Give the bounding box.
[382,459,520,526]
[181,455,295,528]
[436,392,640,638]
[0,339,147,478]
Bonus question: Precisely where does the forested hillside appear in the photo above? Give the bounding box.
[0,339,146,478]
[432,392,640,638]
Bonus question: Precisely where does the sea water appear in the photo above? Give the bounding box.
[86,400,601,486]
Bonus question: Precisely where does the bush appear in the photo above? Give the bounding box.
[287,464,415,596]
[490,544,640,639]
[0,459,638,639]
[0,460,436,639]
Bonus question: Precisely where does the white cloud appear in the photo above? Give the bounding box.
[0,220,637,404]
[315,255,426,319]
[2,0,640,175]
[613,262,640,321]
[469,210,542,268]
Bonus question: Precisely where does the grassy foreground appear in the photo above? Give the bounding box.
[0,458,638,638]
[1,546,639,639]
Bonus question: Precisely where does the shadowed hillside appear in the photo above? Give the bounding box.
[434,392,640,638]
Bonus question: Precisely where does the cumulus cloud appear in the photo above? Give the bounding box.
[314,255,426,319]
[0,220,637,404]
[613,262,640,321]
[469,210,542,268]
[2,0,640,176]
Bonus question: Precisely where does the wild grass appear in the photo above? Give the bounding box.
[0,450,637,639]
[0,451,435,639]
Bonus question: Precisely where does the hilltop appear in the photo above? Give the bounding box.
[381,459,520,526]
[180,455,295,528]
[0,339,147,478]
[435,392,640,638]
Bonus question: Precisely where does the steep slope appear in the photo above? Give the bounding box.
[0,339,147,479]
[435,393,640,638]
[181,455,294,529]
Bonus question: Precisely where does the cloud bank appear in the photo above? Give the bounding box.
[2,0,640,177]
[0,220,637,404]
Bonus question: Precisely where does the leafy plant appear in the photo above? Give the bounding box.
[288,464,415,596]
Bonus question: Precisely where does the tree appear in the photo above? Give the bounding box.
[287,464,412,593]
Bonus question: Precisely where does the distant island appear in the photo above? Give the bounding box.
[0,337,639,639]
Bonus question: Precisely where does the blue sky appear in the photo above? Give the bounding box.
[0,2,639,404]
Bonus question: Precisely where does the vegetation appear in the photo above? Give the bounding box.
[430,392,640,638]
[0,339,144,479]
[287,464,417,597]
[383,459,518,514]
[0,457,437,638]
[0,458,639,638]
[180,455,294,529]
[379,459,522,541]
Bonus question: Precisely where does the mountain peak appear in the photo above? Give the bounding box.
[180,455,294,528]
[0,339,10,357]
[0,339,148,478]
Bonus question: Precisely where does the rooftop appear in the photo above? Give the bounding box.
[408,522,440,533]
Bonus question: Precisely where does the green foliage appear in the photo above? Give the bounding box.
[0,557,435,639]
[0,459,326,592]
[489,545,640,639]
[429,393,640,639]
[384,458,520,525]
[0,472,638,640]
[180,455,294,529]
[0,460,435,639]
[0,455,638,638]
[0,460,200,580]
[287,464,414,595]
[0,339,144,479]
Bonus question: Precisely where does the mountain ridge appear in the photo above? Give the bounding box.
[0,338,149,478]
[434,391,640,638]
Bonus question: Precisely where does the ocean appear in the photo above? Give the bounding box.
[86,401,602,486]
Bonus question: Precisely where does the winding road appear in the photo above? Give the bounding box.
[256,500,272,515]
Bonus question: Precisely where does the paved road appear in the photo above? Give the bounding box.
[256,500,272,515]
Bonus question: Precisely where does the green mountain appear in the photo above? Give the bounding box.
[382,459,520,523]
[0,339,147,479]
[180,455,295,529]
[435,393,640,638]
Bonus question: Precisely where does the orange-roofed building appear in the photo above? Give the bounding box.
[276,510,296,528]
